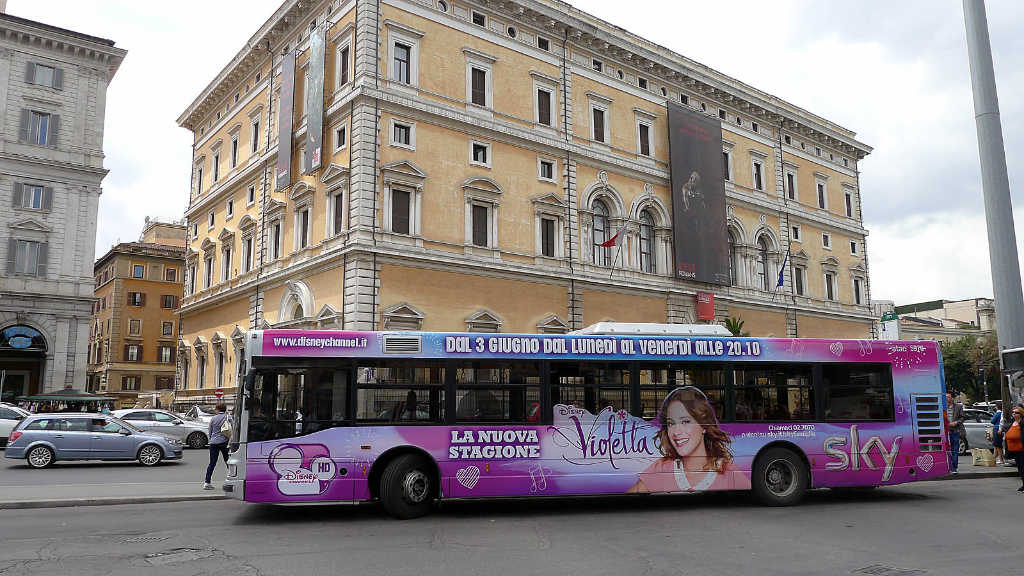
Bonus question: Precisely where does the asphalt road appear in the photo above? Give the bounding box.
[1,477,1022,576]
[0,447,211,486]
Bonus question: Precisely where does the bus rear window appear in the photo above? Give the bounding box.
[822,363,894,421]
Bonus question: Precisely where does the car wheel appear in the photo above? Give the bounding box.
[380,454,435,519]
[752,447,809,506]
[138,444,163,466]
[187,432,207,449]
[27,446,55,469]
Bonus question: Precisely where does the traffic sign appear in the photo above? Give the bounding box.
[215,388,223,398]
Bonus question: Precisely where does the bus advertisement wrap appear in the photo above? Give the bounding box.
[241,331,948,505]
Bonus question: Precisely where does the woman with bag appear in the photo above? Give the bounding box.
[1004,406,1024,492]
[203,402,233,490]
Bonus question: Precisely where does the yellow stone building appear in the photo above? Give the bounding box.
[175,0,874,406]
[87,219,185,408]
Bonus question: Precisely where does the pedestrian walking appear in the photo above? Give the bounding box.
[946,393,966,474]
[203,402,232,490]
[1004,406,1024,492]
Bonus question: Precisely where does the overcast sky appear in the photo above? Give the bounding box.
[9,0,1024,307]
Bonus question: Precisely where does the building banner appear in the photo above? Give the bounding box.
[304,25,326,174]
[275,49,296,191]
[667,102,730,285]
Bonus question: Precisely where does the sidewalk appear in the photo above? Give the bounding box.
[0,481,227,510]
[925,454,1020,481]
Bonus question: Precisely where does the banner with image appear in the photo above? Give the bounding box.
[667,102,730,285]
[304,24,326,174]
[275,49,296,191]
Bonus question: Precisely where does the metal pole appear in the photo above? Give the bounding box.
[963,0,1024,411]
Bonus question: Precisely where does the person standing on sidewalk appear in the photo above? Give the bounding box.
[947,393,966,474]
[991,408,1006,465]
[203,402,232,490]
[1005,406,1024,492]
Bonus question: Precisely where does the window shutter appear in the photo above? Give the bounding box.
[53,68,64,91]
[127,292,133,305]
[48,114,60,147]
[140,293,146,306]
[123,344,130,361]
[6,238,17,274]
[35,242,47,277]
[138,346,143,362]
[170,347,177,364]
[42,187,53,210]
[12,183,23,208]
[25,62,35,84]
[19,109,31,143]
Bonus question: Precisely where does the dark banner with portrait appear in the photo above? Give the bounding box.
[304,25,326,175]
[667,102,730,285]
[276,49,296,191]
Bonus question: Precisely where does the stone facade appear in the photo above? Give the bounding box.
[0,13,125,396]
[175,0,874,403]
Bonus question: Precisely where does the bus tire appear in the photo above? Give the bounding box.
[752,447,808,506]
[380,454,435,519]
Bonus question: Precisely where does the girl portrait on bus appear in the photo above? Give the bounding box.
[629,386,748,493]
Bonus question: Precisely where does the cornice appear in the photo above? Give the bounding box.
[0,15,126,80]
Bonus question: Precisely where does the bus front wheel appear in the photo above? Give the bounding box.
[380,454,435,519]
[752,447,808,506]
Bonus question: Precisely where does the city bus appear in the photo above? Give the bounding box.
[222,323,950,518]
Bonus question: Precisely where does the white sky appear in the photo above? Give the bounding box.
[9,0,1024,307]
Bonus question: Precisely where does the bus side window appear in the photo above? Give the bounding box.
[822,363,893,421]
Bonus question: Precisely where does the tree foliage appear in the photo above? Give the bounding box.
[941,333,1000,402]
[724,316,750,337]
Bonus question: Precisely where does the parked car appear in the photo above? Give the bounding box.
[4,414,182,468]
[181,405,215,424]
[112,409,209,448]
[0,404,31,447]
[961,408,994,455]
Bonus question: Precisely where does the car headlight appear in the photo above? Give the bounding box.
[169,439,183,446]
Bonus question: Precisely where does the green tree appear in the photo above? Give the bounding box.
[941,332,999,402]
[724,316,750,337]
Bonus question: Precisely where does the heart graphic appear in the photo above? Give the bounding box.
[829,342,844,357]
[456,466,481,490]
[916,453,934,472]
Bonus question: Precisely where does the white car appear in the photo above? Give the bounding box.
[181,406,215,424]
[112,409,209,449]
[0,404,31,447]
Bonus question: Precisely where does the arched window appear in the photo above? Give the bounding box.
[592,200,610,266]
[757,236,770,291]
[639,210,655,273]
[728,231,737,286]
[292,303,304,320]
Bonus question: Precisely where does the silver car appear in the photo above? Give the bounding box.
[113,409,209,448]
[961,408,995,455]
[4,414,182,468]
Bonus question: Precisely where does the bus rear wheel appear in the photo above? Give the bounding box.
[752,447,808,506]
[380,454,435,519]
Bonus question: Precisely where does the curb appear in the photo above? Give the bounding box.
[923,470,1019,482]
[0,493,228,510]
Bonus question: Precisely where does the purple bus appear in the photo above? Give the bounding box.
[222,324,950,518]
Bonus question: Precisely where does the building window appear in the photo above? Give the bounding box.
[339,46,350,86]
[592,200,611,266]
[242,236,254,272]
[791,225,801,242]
[204,255,214,287]
[784,135,791,145]
[822,232,831,249]
[390,119,415,150]
[15,183,47,210]
[24,110,54,146]
[727,232,737,286]
[591,105,607,143]
[161,295,177,309]
[191,223,198,239]
[125,345,141,362]
[794,266,806,296]
[159,346,173,364]
[786,171,797,200]
[680,94,689,106]
[162,321,173,337]
[639,210,655,274]
[722,150,732,181]
[817,182,827,209]
[472,11,486,26]
[335,124,347,150]
[165,267,177,282]
[393,42,411,84]
[437,0,448,12]
[247,185,256,206]
[536,86,553,126]
[845,190,854,217]
[128,292,145,306]
[251,119,260,154]
[391,189,411,235]
[752,160,764,191]
[637,77,647,90]
[541,217,556,257]
[122,376,140,391]
[272,222,281,259]
[471,67,487,106]
[825,272,837,301]
[195,166,204,194]
[853,278,863,305]
[719,109,726,120]
[208,211,215,229]
[188,265,196,294]
[296,208,310,249]
[230,136,238,168]
[131,264,144,278]
[850,240,858,256]
[333,192,345,236]
[222,246,232,280]
[752,122,759,134]
[637,120,652,157]
[128,319,141,335]
[815,146,822,157]
[471,204,488,247]
[537,37,550,51]
[212,153,220,182]
[215,350,225,388]
[226,199,234,219]
[196,356,206,388]
[28,63,59,88]
[470,141,490,167]
[592,59,603,73]
[538,158,555,182]
[757,236,770,291]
